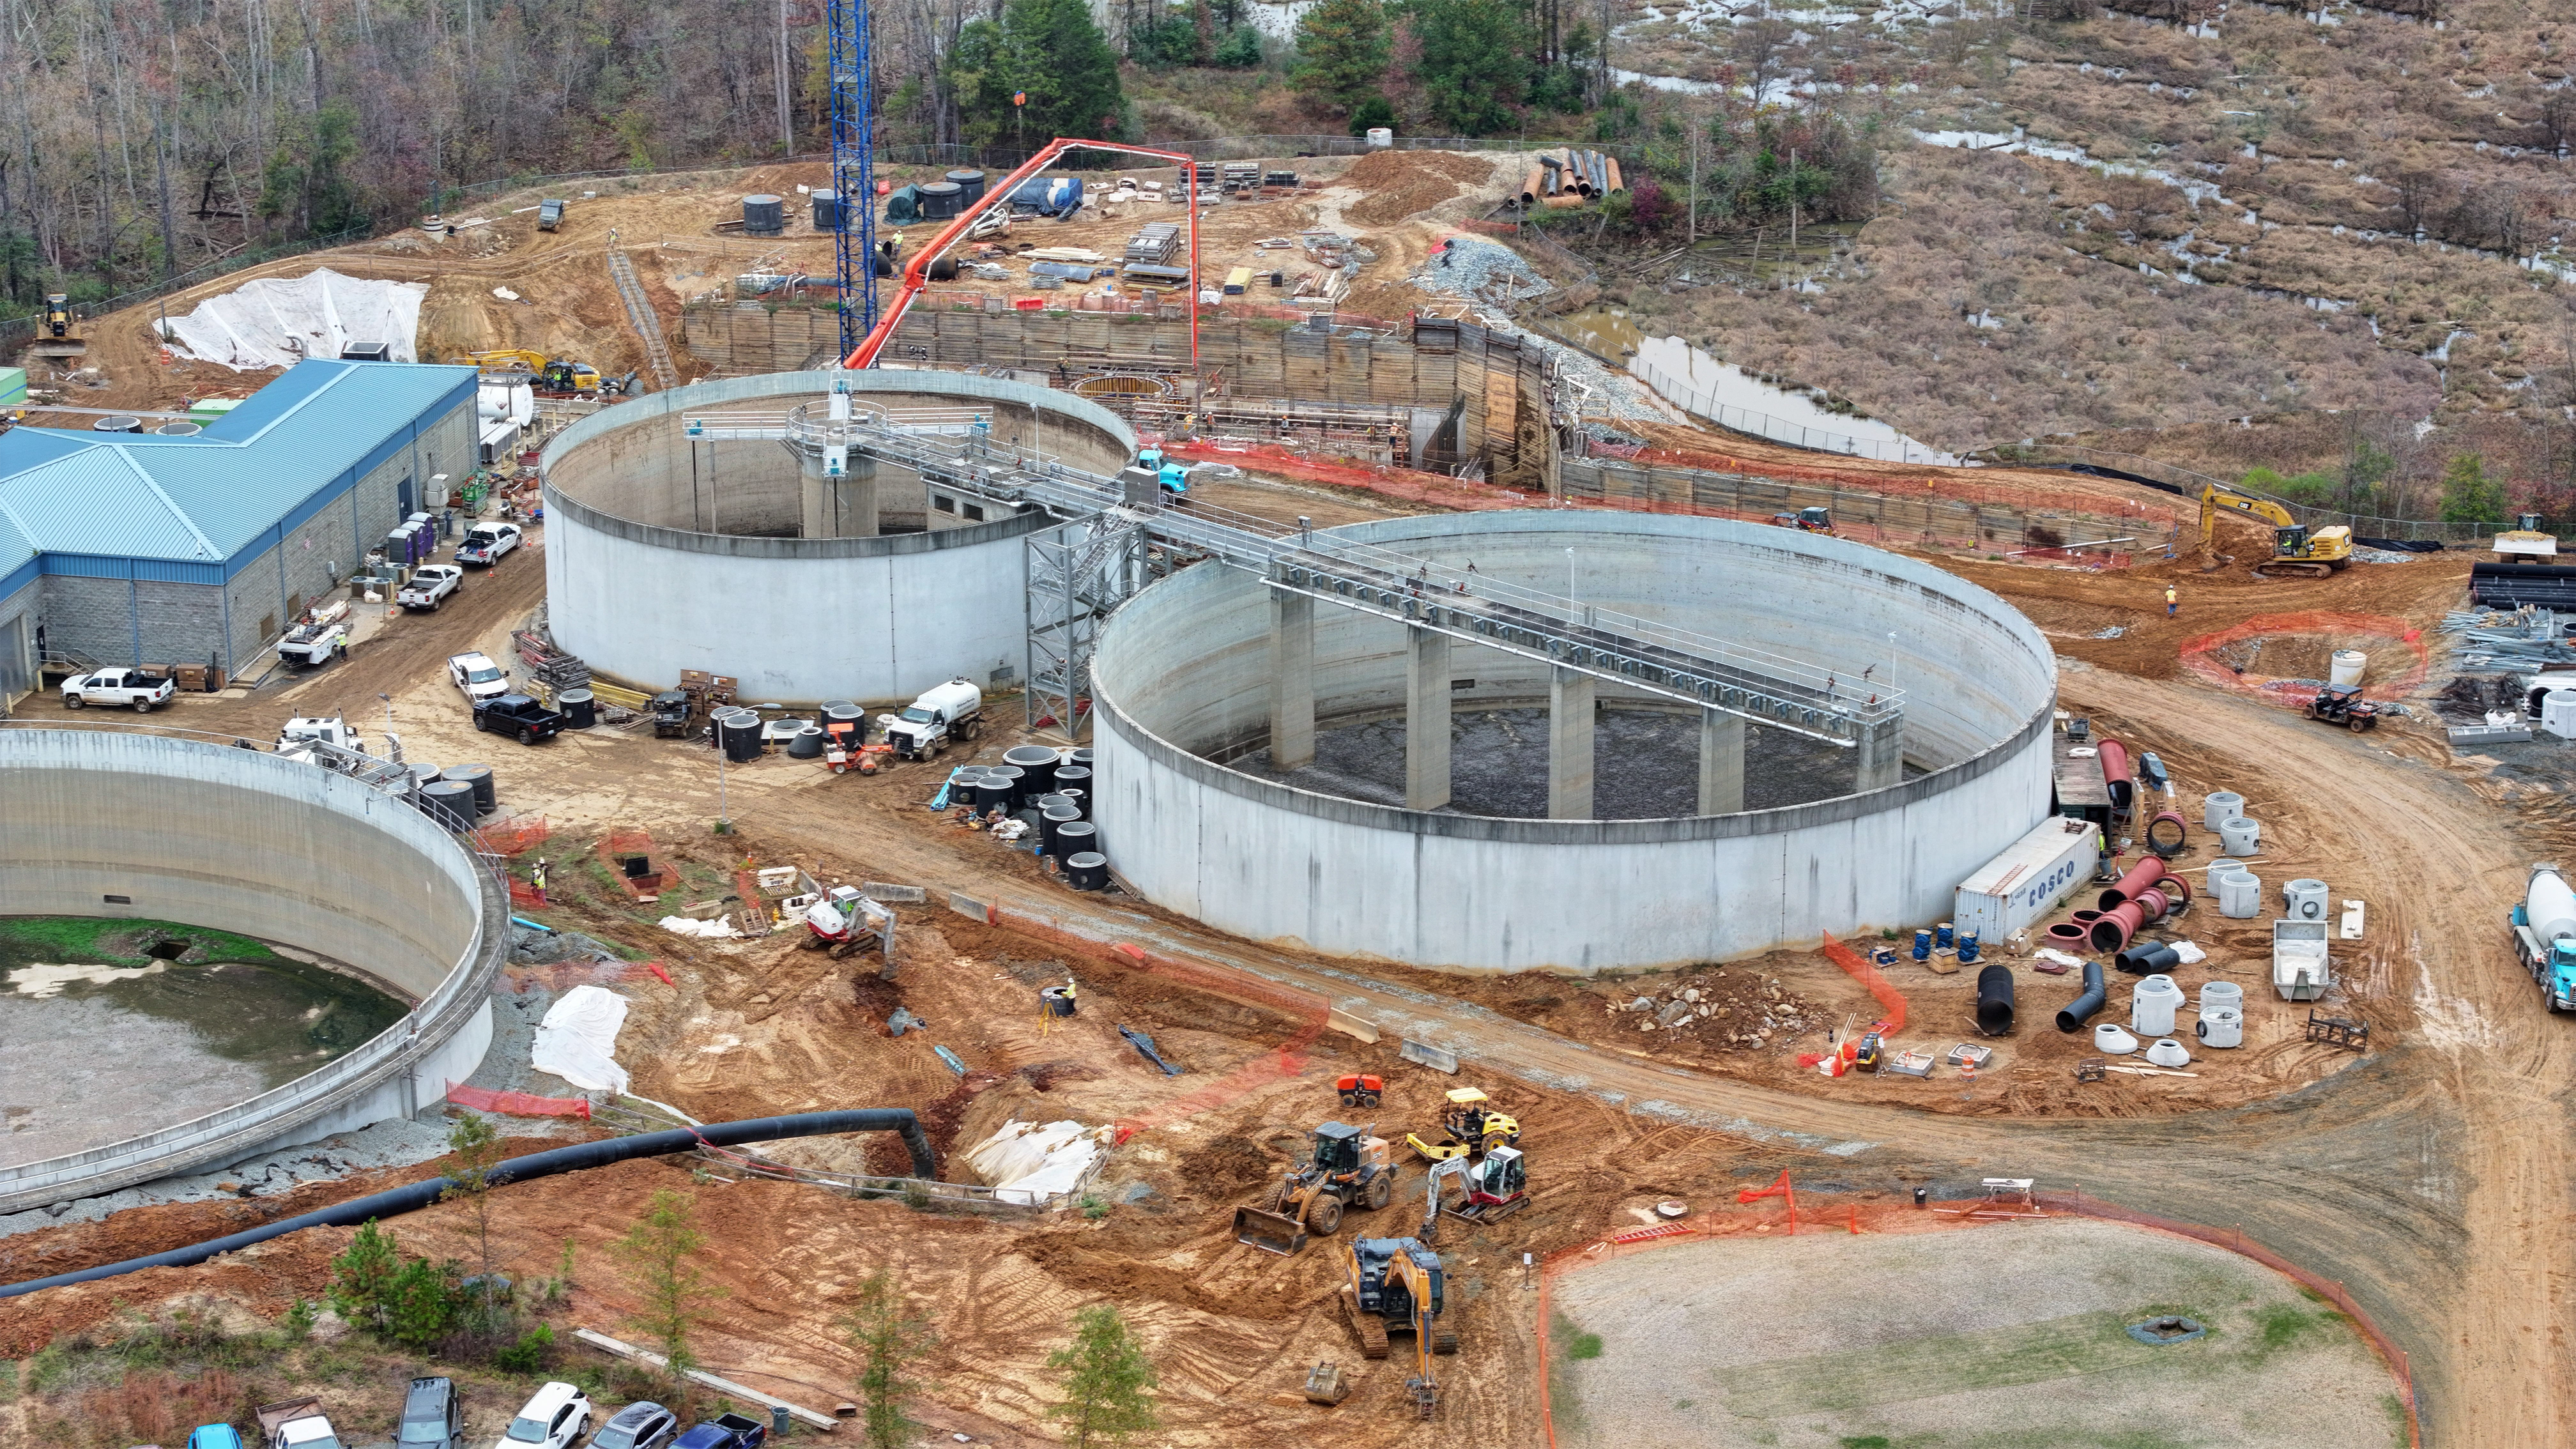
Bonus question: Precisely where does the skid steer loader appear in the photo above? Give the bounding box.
[1340,1236,1457,1418]
[1231,1122,1395,1255]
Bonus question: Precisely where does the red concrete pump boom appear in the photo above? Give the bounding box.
[843,137,1202,376]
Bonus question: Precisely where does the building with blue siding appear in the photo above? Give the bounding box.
[0,360,477,704]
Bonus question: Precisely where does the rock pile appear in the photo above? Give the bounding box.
[1607,969,1831,1050]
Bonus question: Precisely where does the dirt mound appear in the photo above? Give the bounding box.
[1343,150,1498,228]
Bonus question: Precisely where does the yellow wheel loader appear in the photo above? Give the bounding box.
[1231,1122,1394,1255]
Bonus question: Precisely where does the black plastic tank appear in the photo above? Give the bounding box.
[946,169,987,204]
[1055,820,1098,864]
[1064,850,1110,891]
[558,689,597,730]
[821,699,864,731]
[418,779,479,831]
[1041,803,1082,855]
[744,194,785,234]
[987,763,1026,809]
[441,762,496,815]
[812,190,841,231]
[975,774,1015,811]
[1070,748,1094,769]
[718,710,764,762]
[917,181,962,219]
[1003,744,1059,795]
[1055,786,1087,819]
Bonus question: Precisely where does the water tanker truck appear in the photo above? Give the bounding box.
[2510,863,2576,1013]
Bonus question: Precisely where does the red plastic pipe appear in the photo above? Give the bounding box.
[2089,900,2145,953]
[2097,736,2133,809]
[2098,855,2174,911]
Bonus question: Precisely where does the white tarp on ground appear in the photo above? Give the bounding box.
[162,267,429,371]
[530,984,630,1094]
[962,1119,1108,1206]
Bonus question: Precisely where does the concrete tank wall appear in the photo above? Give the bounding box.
[1090,512,2058,974]
[542,369,1137,704]
[0,729,505,1210]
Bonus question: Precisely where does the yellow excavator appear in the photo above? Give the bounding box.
[1340,1236,1457,1418]
[452,349,604,397]
[2199,484,2351,578]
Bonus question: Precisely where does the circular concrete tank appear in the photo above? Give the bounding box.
[542,369,1136,704]
[1089,512,2058,973]
[0,728,505,1213]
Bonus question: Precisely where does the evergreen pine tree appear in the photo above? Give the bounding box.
[1292,0,1390,113]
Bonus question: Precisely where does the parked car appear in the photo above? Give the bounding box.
[456,522,523,567]
[188,1426,247,1449]
[473,692,566,744]
[60,666,174,712]
[400,1376,466,1449]
[448,650,512,704]
[399,564,464,611]
[589,1403,677,1449]
[496,1383,592,1449]
[670,1414,766,1449]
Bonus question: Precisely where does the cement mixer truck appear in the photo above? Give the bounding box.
[2510,863,2576,1013]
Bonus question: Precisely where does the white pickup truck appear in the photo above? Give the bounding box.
[257,1396,346,1449]
[398,564,464,611]
[448,650,511,704]
[277,618,349,668]
[61,666,176,712]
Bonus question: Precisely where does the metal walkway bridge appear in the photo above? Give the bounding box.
[678,406,1903,749]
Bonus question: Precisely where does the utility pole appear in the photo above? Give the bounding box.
[151,98,180,280]
[776,0,795,157]
[1788,147,1798,257]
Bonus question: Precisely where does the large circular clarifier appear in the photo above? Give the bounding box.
[542,369,1136,704]
[0,729,504,1213]
[1089,512,2057,973]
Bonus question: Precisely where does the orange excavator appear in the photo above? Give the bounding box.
[1340,1236,1457,1418]
[843,137,1207,374]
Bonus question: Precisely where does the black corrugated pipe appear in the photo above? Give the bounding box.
[2056,960,2108,1032]
[3,1110,929,1300]
[1974,963,2016,1035]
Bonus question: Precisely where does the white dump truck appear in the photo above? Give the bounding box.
[880,679,983,761]
[60,666,175,712]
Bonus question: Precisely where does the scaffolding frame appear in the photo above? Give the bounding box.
[1025,511,1163,741]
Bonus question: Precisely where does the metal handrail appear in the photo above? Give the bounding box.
[0,720,509,1206]
[826,418,1903,740]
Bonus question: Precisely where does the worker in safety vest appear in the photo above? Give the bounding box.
[531,857,550,905]
[2166,584,2178,617]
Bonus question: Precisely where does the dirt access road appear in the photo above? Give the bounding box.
[150,519,2558,1445]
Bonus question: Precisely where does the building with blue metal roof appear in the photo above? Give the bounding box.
[0,359,477,703]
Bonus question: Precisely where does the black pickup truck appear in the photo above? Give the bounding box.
[670,1413,767,1449]
[472,693,566,745]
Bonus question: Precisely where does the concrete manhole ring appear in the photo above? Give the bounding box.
[2126,1314,2209,1346]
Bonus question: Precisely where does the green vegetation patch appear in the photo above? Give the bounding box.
[1718,1311,2181,1418]
[0,915,284,967]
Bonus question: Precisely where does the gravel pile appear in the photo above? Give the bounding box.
[1606,967,1832,1050]
[1409,236,1553,304]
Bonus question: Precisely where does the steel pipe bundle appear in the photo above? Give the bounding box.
[1975,963,2017,1035]
[1522,167,1544,206]
[1540,155,1563,195]
[2056,959,2108,1032]
[2474,560,2576,610]
[1606,156,1625,194]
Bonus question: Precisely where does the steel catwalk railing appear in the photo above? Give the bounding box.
[0,719,512,1210]
[834,419,1902,745]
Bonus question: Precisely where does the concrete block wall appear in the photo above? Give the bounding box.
[1091,511,2060,973]
[0,575,36,704]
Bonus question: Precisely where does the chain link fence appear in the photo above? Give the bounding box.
[0,222,372,349]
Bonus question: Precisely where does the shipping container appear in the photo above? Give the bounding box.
[1952,816,2103,942]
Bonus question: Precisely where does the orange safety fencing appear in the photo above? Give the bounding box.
[2178,611,2430,703]
[445,1084,591,1119]
[1530,1187,2421,1449]
[1816,931,1907,1035]
[481,816,551,856]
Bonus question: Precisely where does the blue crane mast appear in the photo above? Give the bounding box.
[825,0,878,357]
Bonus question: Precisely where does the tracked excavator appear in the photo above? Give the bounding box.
[1418,1146,1530,1240]
[2199,484,2351,578]
[1340,1236,1457,1418]
[454,349,606,398]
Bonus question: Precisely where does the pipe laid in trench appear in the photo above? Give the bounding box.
[1,1109,931,1300]
[2056,960,2108,1032]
